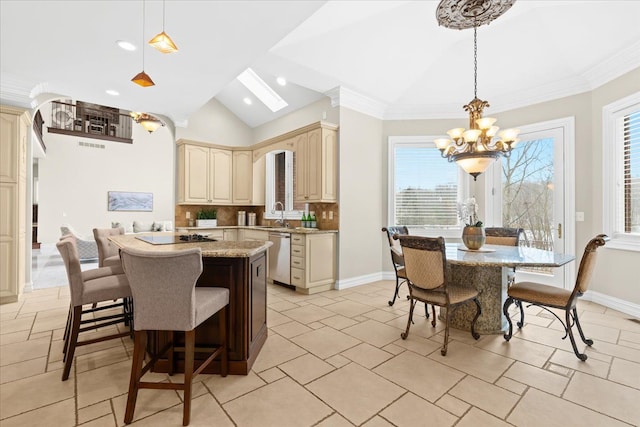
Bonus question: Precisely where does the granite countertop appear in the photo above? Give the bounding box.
[110,233,273,258]
[177,226,339,234]
[445,243,575,268]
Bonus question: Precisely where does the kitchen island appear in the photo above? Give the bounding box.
[110,233,272,375]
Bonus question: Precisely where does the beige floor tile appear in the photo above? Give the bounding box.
[449,375,519,418]
[0,336,50,367]
[251,333,306,372]
[320,314,359,330]
[456,407,512,427]
[0,329,29,346]
[512,323,587,355]
[281,304,335,324]
[0,397,76,427]
[0,315,34,335]
[385,314,444,339]
[78,401,113,424]
[74,345,130,374]
[620,339,640,351]
[363,308,403,323]
[362,416,394,426]
[257,367,286,383]
[127,393,234,427]
[608,357,640,389]
[0,370,74,419]
[548,349,610,378]
[291,327,360,359]
[204,370,266,403]
[428,341,513,383]
[374,351,464,402]
[324,300,375,318]
[308,363,404,425]
[579,311,640,334]
[307,296,339,307]
[0,356,47,384]
[620,329,640,344]
[316,413,355,427]
[0,301,23,315]
[76,359,133,408]
[111,384,182,425]
[279,353,334,384]
[547,318,621,344]
[224,377,332,427]
[381,392,457,426]
[495,377,527,395]
[342,319,403,348]
[268,300,300,312]
[588,338,640,362]
[381,342,405,355]
[392,334,444,356]
[503,361,569,396]
[508,388,628,427]
[476,334,554,368]
[436,393,471,417]
[270,320,313,338]
[325,353,350,368]
[341,342,393,369]
[266,309,293,327]
[308,321,325,329]
[564,371,640,425]
[80,414,116,427]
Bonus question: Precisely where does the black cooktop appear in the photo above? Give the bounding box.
[136,234,217,245]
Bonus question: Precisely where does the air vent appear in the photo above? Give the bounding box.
[78,141,105,149]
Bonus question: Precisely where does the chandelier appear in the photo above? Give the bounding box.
[130,112,165,133]
[434,0,519,180]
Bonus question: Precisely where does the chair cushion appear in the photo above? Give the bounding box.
[81,265,124,281]
[81,274,131,305]
[410,284,478,305]
[194,287,230,328]
[103,255,122,268]
[507,281,572,308]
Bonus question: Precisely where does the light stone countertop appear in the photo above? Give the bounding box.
[110,233,272,258]
[445,243,575,268]
[177,226,338,234]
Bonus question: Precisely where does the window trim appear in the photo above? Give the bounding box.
[264,150,303,220]
[388,135,469,238]
[602,91,640,252]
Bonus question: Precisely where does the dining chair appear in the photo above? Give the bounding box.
[57,236,132,381]
[120,247,229,426]
[485,227,524,288]
[93,227,125,268]
[503,234,608,361]
[395,235,481,356]
[382,227,435,320]
[60,224,98,260]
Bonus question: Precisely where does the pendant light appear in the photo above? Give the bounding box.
[131,0,155,87]
[148,0,178,54]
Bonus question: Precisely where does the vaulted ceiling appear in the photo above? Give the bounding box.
[2,1,639,128]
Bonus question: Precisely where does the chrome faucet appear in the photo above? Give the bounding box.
[274,201,285,226]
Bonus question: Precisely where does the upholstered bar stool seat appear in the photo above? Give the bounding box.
[93,227,125,268]
[120,246,229,426]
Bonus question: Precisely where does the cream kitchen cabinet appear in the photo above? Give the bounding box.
[294,124,338,203]
[232,150,252,204]
[177,141,232,205]
[1,106,29,304]
[290,232,336,294]
[238,229,269,241]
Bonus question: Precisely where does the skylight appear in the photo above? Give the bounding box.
[237,68,288,112]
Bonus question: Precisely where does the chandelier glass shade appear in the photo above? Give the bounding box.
[435,0,518,180]
[130,112,164,133]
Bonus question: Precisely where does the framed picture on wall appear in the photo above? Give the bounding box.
[108,191,153,212]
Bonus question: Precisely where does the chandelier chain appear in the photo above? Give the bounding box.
[473,24,477,99]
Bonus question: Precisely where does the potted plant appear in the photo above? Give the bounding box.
[196,209,217,228]
[457,197,485,250]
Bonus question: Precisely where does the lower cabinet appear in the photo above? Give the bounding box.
[146,251,268,375]
[290,233,336,294]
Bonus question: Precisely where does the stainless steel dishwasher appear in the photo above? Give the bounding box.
[268,232,291,285]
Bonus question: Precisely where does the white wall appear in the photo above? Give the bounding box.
[37,114,175,243]
[175,98,253,146]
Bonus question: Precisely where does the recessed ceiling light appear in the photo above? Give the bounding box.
[237,68,288,112]
[106,89,119,96]
[243,97,253,105]
[116,40,136,51]
[276,76,287,86]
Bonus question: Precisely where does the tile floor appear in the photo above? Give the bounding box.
[1,246,639,426]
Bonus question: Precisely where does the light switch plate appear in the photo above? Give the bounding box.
[322,211,327,219]
[329,211,334,220]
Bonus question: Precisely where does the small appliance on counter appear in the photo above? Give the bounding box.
[248,212,256,226]
[237,211,246,226]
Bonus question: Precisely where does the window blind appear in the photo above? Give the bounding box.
[623,110,640,234]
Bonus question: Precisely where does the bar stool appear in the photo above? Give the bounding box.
[120,247,229,426]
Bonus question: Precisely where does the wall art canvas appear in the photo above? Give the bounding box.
[108,191,153,212]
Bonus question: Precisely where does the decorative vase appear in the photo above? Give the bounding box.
[462,226,485,250]
[196,219,217,228]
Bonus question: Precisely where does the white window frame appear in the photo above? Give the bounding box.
[603,91,640,251]
[388,135,470,238]
[264,150,303,220]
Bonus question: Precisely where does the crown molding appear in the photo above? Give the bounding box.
[581,40,640,90]
[0,74,34,108]
[325,86,387,119]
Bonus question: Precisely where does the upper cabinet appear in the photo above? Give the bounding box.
[232,150,252,204]
[294,124,337,203]
[177,141,232,204]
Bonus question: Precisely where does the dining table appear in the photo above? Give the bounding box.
[442,243,575,334]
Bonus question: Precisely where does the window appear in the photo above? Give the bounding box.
[603,92,640,251]
[388,136,468,237]
[264,150,303,220]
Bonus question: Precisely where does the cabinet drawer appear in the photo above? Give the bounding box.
[291,267,305,286]
[291,256,305,269]
[291,234,305,246]
[291,244,305,258]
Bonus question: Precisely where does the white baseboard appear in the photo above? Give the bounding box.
[583,290,640,319]
[336,271,396,290]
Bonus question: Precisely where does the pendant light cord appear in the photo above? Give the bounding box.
[141,0,146,69]
[162,0,166,30]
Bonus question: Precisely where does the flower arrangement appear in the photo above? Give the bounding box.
[457,197,483,227]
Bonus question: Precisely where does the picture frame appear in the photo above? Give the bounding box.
[108,191,153,212]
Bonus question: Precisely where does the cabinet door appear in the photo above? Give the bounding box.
[305,233,336,287]
[250,253,267,344]
[233,151,253,204]
[306,128,322,201]
[183,145,210,203]
[321,128,338,201]
[294,133,309,201]
[223,229,237,241]
[252,155,265,206]
[210,149,232,204]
